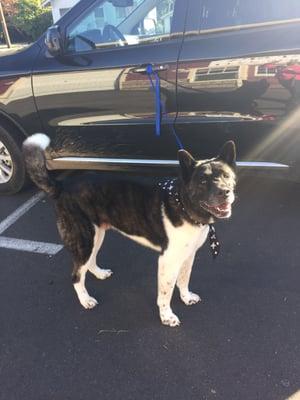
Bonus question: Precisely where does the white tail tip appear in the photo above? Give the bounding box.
[24,133,50,150]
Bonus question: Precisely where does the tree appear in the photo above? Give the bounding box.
[12,0,52,41]
[1,0,53,43]
[0,1,12,46]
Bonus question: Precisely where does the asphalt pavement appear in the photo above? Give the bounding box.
[0,175,299,400]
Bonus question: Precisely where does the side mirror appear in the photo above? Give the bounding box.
[45,25,63,56]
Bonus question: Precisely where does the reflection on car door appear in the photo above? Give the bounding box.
[176,0,300,173]
[32,0,187,170]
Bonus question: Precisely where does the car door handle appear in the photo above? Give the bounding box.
[133,63,169,74]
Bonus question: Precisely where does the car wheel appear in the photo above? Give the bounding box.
[0,124,27,195]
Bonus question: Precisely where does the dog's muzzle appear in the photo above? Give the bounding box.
[200,201,232,219]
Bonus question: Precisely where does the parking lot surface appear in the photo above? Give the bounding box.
[0,175,299,400]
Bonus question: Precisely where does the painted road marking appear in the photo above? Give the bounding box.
[0,237,63,255]
[0,192,45,234]
[0,191,63,256]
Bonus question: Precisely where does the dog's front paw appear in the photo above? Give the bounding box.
[80,295,99,309]
[160,310,181,327]
[181,291,201,306]
[92,266,113,280]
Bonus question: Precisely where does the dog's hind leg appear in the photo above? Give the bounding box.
[88,225,113,280]
[176,252,201,306]
[56,203,109,309]
[73,259,99,310]
[71,225,112,309]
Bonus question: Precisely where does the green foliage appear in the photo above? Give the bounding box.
[12,0,53,41]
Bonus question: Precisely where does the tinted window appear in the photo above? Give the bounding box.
[199,0,300,30]
[66,0,176,53]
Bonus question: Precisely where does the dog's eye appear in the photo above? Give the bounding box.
[223,173,230,179]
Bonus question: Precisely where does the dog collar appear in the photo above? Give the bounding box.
[158,178,202,226]
[158,179,220,258]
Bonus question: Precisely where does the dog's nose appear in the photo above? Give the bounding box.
[218,188,230,198]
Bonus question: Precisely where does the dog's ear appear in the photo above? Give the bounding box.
[178,149,196,183]
[217,141,236,169]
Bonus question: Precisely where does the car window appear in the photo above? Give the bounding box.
[198,0,300,30]
[66,0,176,53]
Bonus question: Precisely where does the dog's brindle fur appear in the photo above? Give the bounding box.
[23,134,236,327]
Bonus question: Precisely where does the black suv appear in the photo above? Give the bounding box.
[1,0,300,194]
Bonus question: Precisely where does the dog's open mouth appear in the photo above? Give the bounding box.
[200,201,232,218]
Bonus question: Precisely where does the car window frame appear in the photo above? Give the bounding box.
[60,0,188,56]
[185,0,300,36]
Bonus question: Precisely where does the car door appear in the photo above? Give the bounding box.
[175,0,300,176]
[32,0,187,171]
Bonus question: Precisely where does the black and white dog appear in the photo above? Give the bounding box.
[23,134,236,327]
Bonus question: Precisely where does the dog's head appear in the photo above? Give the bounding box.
[178,141,236,219]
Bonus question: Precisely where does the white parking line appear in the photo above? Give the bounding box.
[0,191,63,256]
[0,237,63,255]
[0,192,45,235]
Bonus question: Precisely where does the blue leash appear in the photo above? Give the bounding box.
[146,64,184,150]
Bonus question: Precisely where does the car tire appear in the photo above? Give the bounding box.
[0,124,27,195]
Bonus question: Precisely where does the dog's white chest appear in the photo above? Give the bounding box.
[162,208,209,256]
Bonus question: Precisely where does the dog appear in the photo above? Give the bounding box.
[23,134,236,327]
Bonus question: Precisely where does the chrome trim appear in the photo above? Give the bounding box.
[47,157,290,169]
[49,157,179,166]
[237,161,289,169]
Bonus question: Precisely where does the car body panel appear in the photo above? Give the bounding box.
[176,11,300,172]
[32,0,186,164]
[0,43,43,135]
[0,0,300,182]
[33,40,181,162]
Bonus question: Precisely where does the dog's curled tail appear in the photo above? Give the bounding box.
[23,133,60,198]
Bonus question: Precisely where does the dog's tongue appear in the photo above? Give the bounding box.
[218,202,230,210]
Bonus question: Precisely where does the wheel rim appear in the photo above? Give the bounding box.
[0,140,14,184]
